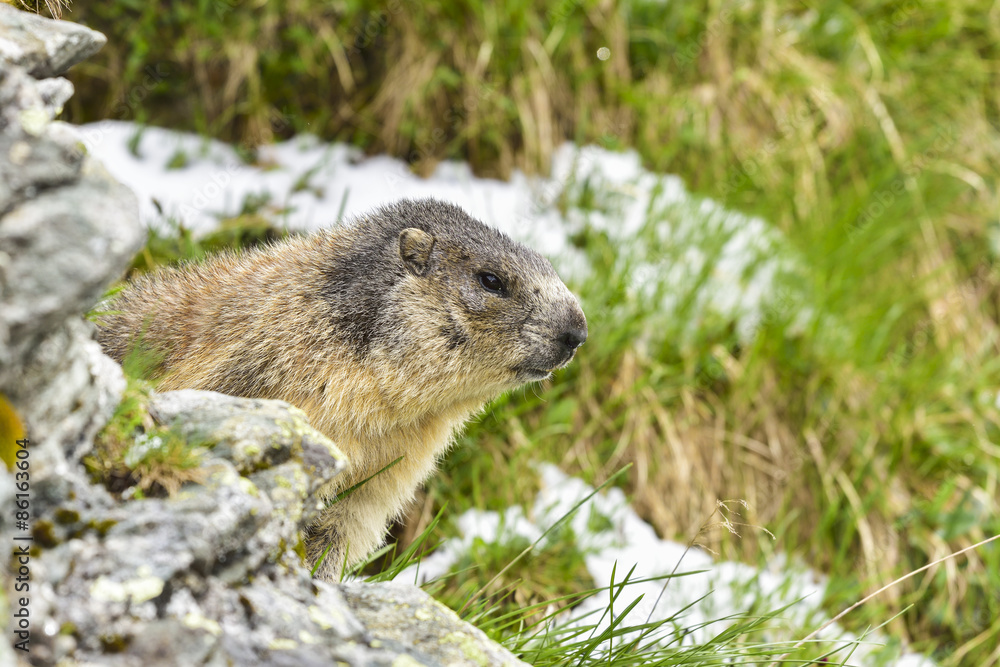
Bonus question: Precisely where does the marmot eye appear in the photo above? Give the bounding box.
[477,272,507,295]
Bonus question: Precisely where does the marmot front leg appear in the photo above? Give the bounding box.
[305,486,398,581]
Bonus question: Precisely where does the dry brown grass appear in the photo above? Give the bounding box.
[8,0,68,19]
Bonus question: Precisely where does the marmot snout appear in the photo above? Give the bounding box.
[98,198,587,579]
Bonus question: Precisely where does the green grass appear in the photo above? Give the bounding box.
[56,0,1000,663]
[86,375,207,497]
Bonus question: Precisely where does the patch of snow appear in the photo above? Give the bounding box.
[399,465,935,667]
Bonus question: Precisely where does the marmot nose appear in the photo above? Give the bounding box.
[557,327,587,352]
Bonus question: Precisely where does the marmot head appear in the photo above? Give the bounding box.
[323,198,587,401]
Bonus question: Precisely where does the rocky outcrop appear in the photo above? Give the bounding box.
[0,4,106,78]
[0,7,530,667]
[0,5,142,544]
[341,582,528,667]
[13,385,528,666]
[28,391,370,665]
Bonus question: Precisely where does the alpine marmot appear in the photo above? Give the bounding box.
[98,198,587,580]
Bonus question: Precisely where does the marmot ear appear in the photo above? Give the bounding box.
[399,228,436,277]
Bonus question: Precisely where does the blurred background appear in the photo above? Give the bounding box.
[20,0,1000,663]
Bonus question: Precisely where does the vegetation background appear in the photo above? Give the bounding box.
[14,0,1000,663]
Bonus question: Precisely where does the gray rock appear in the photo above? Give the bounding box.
[0,63,141,394]
[0,157,142,363]
[15,392,344,665]
[149,389,351,537]
[0,3,107,78]
[0,319,120,526]
[0,56,140,540]
[17,389,515,667]
[0,67,86,218]
[33,75,74,114]
[0,141,141,520]
[341,582,531,667]
[149,389,348,489]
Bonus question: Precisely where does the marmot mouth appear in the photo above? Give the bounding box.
[516,367,553,381]
[514,349,579,381]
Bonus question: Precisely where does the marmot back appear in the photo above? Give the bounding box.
[98,198,587,580]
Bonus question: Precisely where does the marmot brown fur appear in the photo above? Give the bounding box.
[97,198,587,580]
